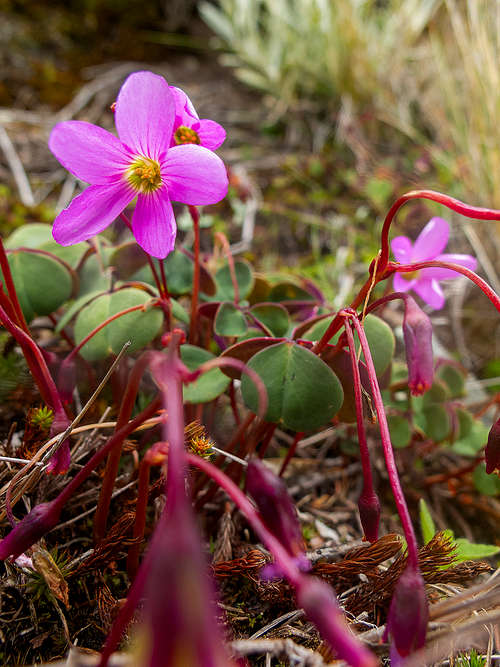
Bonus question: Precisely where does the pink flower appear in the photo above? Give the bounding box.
[170,86,226,150]
[49,71,228,259]
[391,217,477,309]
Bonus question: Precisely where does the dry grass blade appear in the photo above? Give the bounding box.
[230,638,328,666]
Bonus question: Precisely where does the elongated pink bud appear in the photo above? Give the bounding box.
[358,490,381,543]
[485,417,500,474]
[403,296,434,395]
[296,577,377,667]
[0,502,60,560]
[385,563,428,659]
[246,459,306,563]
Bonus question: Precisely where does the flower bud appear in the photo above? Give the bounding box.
[57,358,76,405]
[485,417,500,474]
[245,459,305,562]
[0,501,60,560]
[385,564,428,659]
[358,490,381,543]
[296,577,377,667]
[403,296,434,395]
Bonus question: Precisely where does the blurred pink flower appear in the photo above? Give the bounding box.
[49,71,228,258]
[170,86,226,150]
[391,217,477,309]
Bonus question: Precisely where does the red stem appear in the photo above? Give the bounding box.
[94,353,153,541]
[379,190,500,271]
[0,305,64,412]
[279,431,304,476]
[0,237,29,333]
[342,310,420,568]
[188,204,200,345]
[56,398,161,509]
[388,260,500,311]
[343,319,377,501]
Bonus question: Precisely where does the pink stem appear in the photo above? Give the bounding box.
[343,319,377,502]
[0,236,29,333]
[187,453,302,586]
[389,260,500,311]
[0,305,64,412]
[279,431,304,477]
[188,205,201,345]
[341,309,420,568]
[379,190,500,271]
[94,353,154,541]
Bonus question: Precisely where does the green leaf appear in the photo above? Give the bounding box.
[74,288,163,361]
[250,303,290,337]
[452,419,489,457]
[419,498,436,544]
[5,223,53,248]
[436,363,465,398]
[416,404,451,442]
[454,538,500,562]
[6,251,73,322]
[163,250,194,295]
[303,314,395,377]
[214,302,248,336]
[268,281,315,303]
[472,462,500,496]
[78,250,113,295]
[55,290,104,332]
[387,414,412,448]
[171,298,189,325]
[213,259,254,302]
[241,341,344,431]
[180,345,230,403]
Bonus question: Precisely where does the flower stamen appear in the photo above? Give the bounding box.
[174,126,201,145]
[127,157,162,193]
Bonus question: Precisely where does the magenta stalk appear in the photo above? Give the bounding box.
[388,260,500,312]
[188,204,201,345]
[378,190,500,272]
[341,309,420,569]
[343,318,380,542]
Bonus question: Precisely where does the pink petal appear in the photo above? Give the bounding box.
[421,253,477,280]
[414,279,445,310]
[115,71,174,161]
[412,217,449,261]
[163,144,228,205]
[52,184,134,245]
[171,86,198,124]
[49,121,131,185]
[196,119,226,150]
[132,188,176,258]
[391,236,413,263]
[393,272,416,292]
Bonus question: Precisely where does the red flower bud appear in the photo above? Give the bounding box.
[485,417,500,474]
[385,564,428,659]
[296,577,377,667]
[358,490,381,543]
[0,502,60,560]
[245,459,305,561]
[403,296,434,395]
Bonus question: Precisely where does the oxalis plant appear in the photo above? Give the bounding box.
[0,70,499,666]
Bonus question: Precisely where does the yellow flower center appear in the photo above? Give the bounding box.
[174,125,201,145]
[401,270,420,281]
[127,157,162,193]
